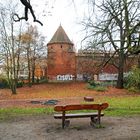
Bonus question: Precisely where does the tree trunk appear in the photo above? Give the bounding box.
[11,81,17,94]
[31,58,35,84]
[117,67,124,88]
[27,46,32,87]
[9,79,17,94]
[116,25,125,89]
[32,69,35,84]
[116,50,125,88]
[138,54,140,68]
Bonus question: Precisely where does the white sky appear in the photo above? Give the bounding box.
[29,0,88,51]
[1,0,88,51]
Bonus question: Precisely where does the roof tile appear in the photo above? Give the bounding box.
[47,25,73,45]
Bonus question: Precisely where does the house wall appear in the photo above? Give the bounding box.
[76,52,138,81]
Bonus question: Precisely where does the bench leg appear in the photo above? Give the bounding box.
[62,111,70,128]
[90,117,100,127]
[62,111,66,129]
[91,116,99,123]
[65,120,70,127]
[62,117,65,129]
[62,119,70,128]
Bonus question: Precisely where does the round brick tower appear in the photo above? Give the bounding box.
[47,25,76,82]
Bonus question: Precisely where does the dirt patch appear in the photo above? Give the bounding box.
[0,82,139,108]
[0,115,140,140]
[0,97,84,108]
[0,83,134,101]
[0,83,140,139]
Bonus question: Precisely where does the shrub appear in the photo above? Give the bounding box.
[35,77,48,84]
[17,81,24,88]
[0,75,9,88]
[127,87,140,93]
[0,75,25,88]
[39,78,48,84]
[88,80,96,87]
[87,80,107,92]
[93,86,107,92]
[88,80,101,86]
[125,66,140,90]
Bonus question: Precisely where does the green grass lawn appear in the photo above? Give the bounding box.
[0,96,140,121]
[0,107,54,121]
[103,96,140,116]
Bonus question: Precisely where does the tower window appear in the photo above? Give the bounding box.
[61,45,63,48]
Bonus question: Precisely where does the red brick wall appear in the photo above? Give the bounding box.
[47,43,76,81]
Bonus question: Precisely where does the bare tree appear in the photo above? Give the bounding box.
[20,25,46,86]
[0,2,23,94]
[28,26,46,84]
[82,0,140,88]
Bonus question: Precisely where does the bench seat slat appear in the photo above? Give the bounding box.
[54,112,104,119]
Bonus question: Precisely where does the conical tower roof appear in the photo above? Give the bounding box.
[47,25,73,45]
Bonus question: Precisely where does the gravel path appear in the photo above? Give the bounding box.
[0,115,140,140]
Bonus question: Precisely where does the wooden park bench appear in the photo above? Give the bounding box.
[54,103,109,128]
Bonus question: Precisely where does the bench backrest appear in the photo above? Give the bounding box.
[54,103,109,112]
